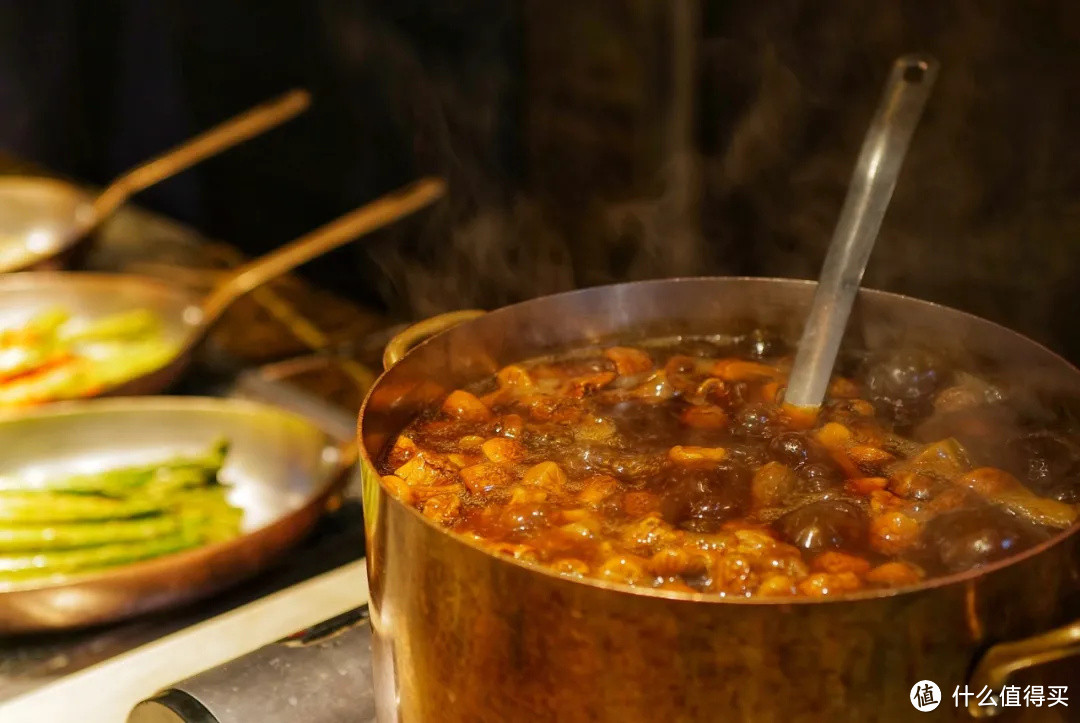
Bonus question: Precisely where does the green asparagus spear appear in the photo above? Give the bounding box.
[0,439,230,495]
[169,484,232,508]
[0,514,184,552]
[0,467,158,495]
[142,468,219,498]
[0,438,242,578]
[170,488,244,541]
[0,529,203,581]
[0,493,165,523]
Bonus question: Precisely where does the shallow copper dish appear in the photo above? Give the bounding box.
[0,396,349,633]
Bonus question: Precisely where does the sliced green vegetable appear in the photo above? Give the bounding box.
[0,514,183,552]
[0,530,203,580]
[80,339,178,386]
[0,360,90,406]
[21,307,70,339]
[0,346,58,380]
[0,439,230,495]
[59,309,160,344]
[0,306,179,404]
[0,492,165,523]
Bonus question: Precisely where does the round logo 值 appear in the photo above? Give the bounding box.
[910,680,942,712]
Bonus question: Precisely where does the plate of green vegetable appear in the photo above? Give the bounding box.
[0,396,349,633]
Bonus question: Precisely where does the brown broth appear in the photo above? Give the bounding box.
[378,336,1079,598]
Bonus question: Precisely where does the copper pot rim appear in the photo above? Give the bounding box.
[359,276,1080,607]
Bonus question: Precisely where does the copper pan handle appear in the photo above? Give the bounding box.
[966,619,1080,717]
[198,177,446,330]
[382,310,486,371]
[91,89,311,222]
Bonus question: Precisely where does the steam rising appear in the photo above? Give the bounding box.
[328,1,1080,368]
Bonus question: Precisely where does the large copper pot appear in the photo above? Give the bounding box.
[358,278,1080,722]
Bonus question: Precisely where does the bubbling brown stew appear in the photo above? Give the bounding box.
[378,333,1080,597]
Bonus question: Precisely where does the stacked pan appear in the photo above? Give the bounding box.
[0,91,445,631]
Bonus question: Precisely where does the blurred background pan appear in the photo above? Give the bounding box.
[0,89,310,274]
[0,177,444,406]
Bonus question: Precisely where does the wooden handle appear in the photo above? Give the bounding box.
[198,177,446,328]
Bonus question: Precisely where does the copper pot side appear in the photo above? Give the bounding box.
[359,277,1080,722]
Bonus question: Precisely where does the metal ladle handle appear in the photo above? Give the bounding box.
[198,177,446,328]
[783,54,939,410]
[90,89,312,223]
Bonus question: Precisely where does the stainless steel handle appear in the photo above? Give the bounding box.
[784,53,939,410]
[128,608,376,723]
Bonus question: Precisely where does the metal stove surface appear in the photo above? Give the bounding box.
[129,606,376,723]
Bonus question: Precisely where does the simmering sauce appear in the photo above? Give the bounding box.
[378,333,1079,597]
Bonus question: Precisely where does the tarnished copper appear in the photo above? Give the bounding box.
[359,277,1080,722]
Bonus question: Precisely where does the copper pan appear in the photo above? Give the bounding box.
[0,89,311,273]
[0,396,351,633]
[358,277,1080,722]
[0,177,444,401]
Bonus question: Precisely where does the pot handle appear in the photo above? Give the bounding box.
[381,310,486,370]
[966,619,1080,717]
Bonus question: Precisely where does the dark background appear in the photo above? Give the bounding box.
[3,1,1080,361]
